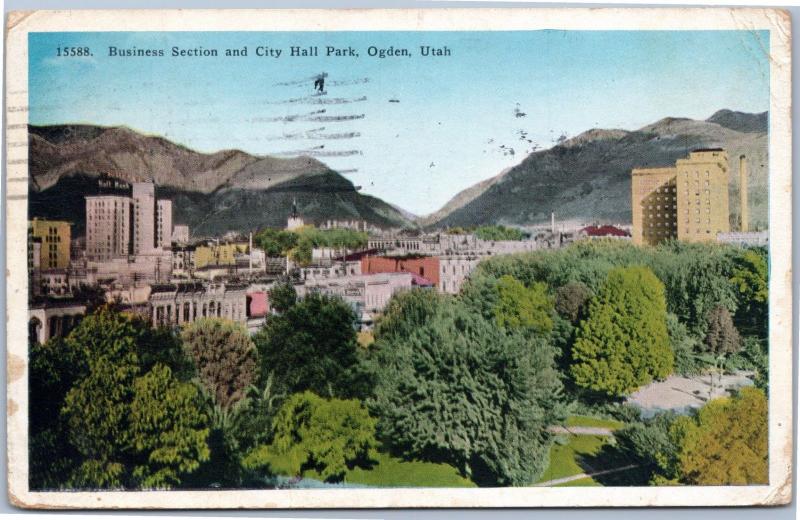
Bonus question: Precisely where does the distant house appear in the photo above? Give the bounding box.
[579,225,631,240]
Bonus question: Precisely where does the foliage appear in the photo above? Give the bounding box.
[181,318,258,410]
[672,387,768,485]
[243,391,377,482]
[29,337,85,489]
[570,266,673,397]
[614,412,681,483]
[128,364,211,488]
[703,306,741,355]
[666,313,703,376]
[473,224,526,241]
[255,226,367,266]
[254,228,298,257]
[253,292,367,399]
[268,279,297,314]
[367,289,566,486]
[472,240,745,338]
[32,306,209,489]
[554,281,593,323]
[290,227,369,266]
[730,248,768,337]
[725,337,769,391]
[493,275,553,333]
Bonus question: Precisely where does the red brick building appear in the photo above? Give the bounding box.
[361,255,440,287]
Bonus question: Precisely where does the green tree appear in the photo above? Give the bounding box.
[730,248,768,337]
[243,391,377,482]
[128,364,211,488]
[614,412,681,484]
[666,313,702,376]
[268,279,297,314]
[181,318,258,411]
[672,387,767,485]
[473,225,526,241]
[570,266,673,396]
[29,337,85,489]
[253,292,366,399]
[367,290,565,486]
[47,306,209,489]
[703,305,741,355]
[178,318,259,487]
[554,281,593,323]
[493,275,553,333]
[254,228,298,257]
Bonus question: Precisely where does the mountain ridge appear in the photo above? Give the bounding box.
[424,109,768,230]
[28,124,414,236]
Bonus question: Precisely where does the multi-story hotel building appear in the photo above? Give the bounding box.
[86,180,174,260]
[631,149,731,246]
[156,199,173,249]
[85,195,133,259]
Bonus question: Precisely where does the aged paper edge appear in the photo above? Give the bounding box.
[4,7,792,509]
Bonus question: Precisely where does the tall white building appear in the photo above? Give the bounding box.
[133,182,156,254]
[85,195,133,260]
[85,181,172,260]
[156,199,173,249]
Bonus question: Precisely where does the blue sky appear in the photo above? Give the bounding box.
[29,30,770,215]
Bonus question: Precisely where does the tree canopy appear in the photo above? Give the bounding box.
[473,225,526,241]
[367,289,565,486]
[253,292,367,399]
[672,387,768,485]
[181,318,258,411]
[254,228,298,257]
[570,266,673,396]
[53,307,210,489]
[493,275,554,333]
[554,281,592,323]
[243,391,377,482]
[704,306,742,355]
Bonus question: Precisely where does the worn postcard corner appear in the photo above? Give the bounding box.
[4,6,793,510]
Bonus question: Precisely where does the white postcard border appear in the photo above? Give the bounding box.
[4,7,792,509]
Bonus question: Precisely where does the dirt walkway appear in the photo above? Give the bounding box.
[534,464,639,487]
[546,425,614,436]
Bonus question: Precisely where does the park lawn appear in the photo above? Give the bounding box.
[306,452,476,488]
[565,415,625,430]
[535,435,610,484]
[554,476,601,487]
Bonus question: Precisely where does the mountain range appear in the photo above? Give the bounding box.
[28,109,768,237]
[424,109,768,230]
[28,124,413,237]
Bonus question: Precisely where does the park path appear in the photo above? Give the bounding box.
[546,425,614,436]
[534,464,639,487]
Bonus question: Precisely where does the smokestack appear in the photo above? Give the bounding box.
[551,212,555,234]
[739,155,749,232]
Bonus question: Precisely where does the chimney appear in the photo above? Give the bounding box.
[739,155,749,232]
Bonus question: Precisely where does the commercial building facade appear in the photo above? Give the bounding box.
[29,218,71,269]
[631,149,731,245]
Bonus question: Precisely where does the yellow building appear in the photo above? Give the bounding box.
[631,167,678,246]
[28,218,71,269]
[193,242,249,269]
[631,149,730,245]
[675,149,730,242]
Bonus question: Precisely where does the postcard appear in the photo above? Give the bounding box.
[4,7,792,509]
